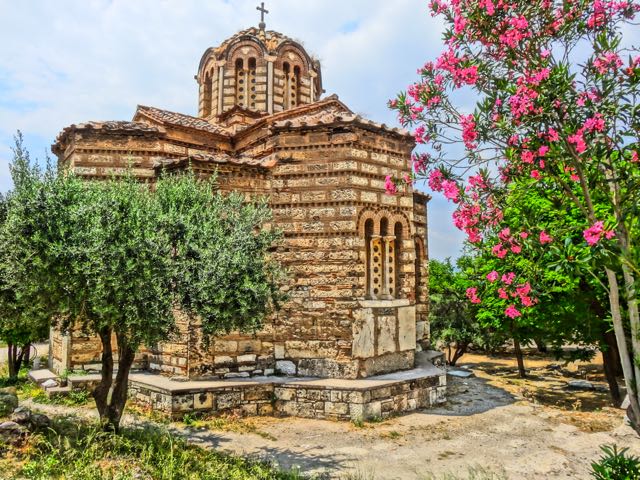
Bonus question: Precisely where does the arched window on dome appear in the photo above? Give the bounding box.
[235,58,246,107]
[292,65,301,107]
[283,62,291,109]
[202,71,212,117]
[248,57,257,110]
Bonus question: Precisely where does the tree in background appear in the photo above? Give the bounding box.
[429,257,486,366]
[0,134,50,381]
[4,138,285,431]
[389,0,640,427]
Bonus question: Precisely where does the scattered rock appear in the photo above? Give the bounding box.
[0,386,17,396]
[566,380,595,391]
[0,421,28,445]
[10,409,32,426]
[41,379,58,389]
[448,370,474,378]
[0,391,19,417]
[30,413,51,429]
[9,407,51,431]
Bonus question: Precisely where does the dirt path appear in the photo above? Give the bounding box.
[24,371,639,480]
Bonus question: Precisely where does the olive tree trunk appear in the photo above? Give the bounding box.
[93,328,137,432]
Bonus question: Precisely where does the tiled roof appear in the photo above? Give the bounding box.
[136,105,230,136]
[271,99,412,138]
[216,27,301,54]
[52,121,163,155]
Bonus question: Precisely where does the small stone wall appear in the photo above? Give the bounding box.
[127,368,446,421]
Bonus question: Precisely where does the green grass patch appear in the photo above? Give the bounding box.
[2,415,307,479]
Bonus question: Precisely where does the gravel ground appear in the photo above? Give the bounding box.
[22,370,639,480]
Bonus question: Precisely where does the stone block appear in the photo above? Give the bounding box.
[194,392,214,410]
[275,387,296,401]
[214,341,238,353]
[237,354,257,364]
[224,372,250,379]
[363,401,382,419]
[325,401,349,416]
[352,308,375,358]
[238,340,261,353]
[275,360,296,375]
[214,356,234,365]
[217,392,242,410]
[377,316,397,356]
[398,306,417,352]
[172,395,194,412]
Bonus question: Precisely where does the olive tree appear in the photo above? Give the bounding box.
[7,147,283,430]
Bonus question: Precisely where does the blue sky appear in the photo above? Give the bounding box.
[0,0,464,259]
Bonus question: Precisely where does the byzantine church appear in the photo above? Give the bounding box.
[50,14,431,382]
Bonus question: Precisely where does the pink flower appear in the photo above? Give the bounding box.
[520,232,529,239]
[631,151,639,163]
[498,227,511,241]
[568,130,587,153]
[510,244,522,254]
[461,114,478,150]
[521,150,535,164]
[414,125,428,144]
[412,153,430,173]
[428,169,444,191]
[521,296,535,307]
[531,170,541,180]
[516,283,532,297]
[594,51,623,74]
[492,244,508,259]
[505,305,522,318]
[539,231,553,244]
[441,179,460,202]
[498,288,509,300]
[583,113,605,133]
[466,287,481,304]
[384,175,397,195]
[487,271,499,282]
[502,272,516,285]
[547,128,560,142]
[538,145,549,157]
[583,221,615,246]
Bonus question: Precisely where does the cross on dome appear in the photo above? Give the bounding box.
[256,2,269,30]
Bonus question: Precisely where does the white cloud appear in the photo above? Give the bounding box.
[0,0,460,258]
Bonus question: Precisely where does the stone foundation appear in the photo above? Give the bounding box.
[126,360,445,421]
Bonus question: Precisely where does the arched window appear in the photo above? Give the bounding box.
[202,71,212,117]
[235,58,245,107]
[393,222,403,298]
[248,58,257,109]
[283,62,291,109]
[415,238,425,301]
[363,214,406,300]
[292,65,301,107]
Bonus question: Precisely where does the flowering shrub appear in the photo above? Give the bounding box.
[389,0,640,423]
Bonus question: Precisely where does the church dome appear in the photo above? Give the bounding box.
[196,27,323,119]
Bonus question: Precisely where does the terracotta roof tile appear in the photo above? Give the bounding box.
[136,105,230,136]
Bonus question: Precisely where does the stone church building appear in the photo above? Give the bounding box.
[50,23,431,385]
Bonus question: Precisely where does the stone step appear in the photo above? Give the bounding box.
[28,369,58,386]
[46,386,71,397]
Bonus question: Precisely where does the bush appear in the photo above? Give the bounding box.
[591,445,640,480]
